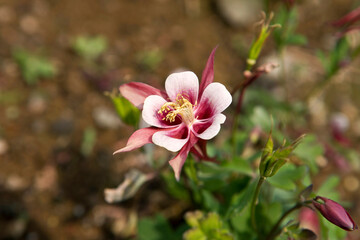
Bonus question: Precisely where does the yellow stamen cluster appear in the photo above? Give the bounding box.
[158,94,195,126]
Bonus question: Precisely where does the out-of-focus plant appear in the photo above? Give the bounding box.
[72,35,107,60]
[80,127,97,156]
[13,49,57,85]
[308,6,360,99]
[184,211,233,240]
[136,48,163,71]
[273,4,307,51]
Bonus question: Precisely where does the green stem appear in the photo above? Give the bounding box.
[266,200,312,240]
[250,176,266,231]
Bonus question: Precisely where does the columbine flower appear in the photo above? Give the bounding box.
[312,196,358,231]
[114,48,232,180]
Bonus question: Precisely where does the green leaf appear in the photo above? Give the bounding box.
[227,179,257,216]
[184,211,234,240]
[201,189,221,212]
[162,171,190,201]
[250,107,273,131]
[137,48,163,71]
[108,93,140,127]
[267,164,307,190]
[293,134,323,174]
[286,34,307,46]
[72,35,107,60]
[80,127,96,156]
[185,211,204,228]
[13,49,57,85]
[138,215,180,240]
[222,156,253,176]
[316,175,340,201]
[183,229,206,240]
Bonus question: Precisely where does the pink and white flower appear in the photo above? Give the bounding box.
[114,48,232,180]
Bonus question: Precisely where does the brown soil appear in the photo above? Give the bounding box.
[1,0,360,239]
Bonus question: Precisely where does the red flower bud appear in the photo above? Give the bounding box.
[312,196,358,231]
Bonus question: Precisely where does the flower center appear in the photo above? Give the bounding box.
[158,94,195,126]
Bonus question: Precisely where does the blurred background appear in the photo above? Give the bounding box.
[1,0,360,239]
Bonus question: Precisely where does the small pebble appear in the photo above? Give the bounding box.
[93,107,121,129]
[28,94,47,114]
[20,15,39,34]
[51,118,74,135]
[73,204,86,218]
[6,106,20,119]
[216,0,262,27]
[0,138,9,155]
[26,232,39,240]
[316,156,328,168]
[31,120,47,133]
[344,175,359,192]
[0,6,15,23]
[6,175,27,191]
[330,112,349,132]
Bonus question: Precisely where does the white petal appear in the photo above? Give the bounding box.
[195,82,232,119]
[142,95,177,128]
[165,71,199,105]
[192,114,226,140]
[152,124,190,152]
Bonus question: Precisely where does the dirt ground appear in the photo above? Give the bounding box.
[1,0,360,239]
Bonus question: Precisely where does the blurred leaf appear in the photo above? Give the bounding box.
[184,229,206,240]
[273,6,306,49]
[222,156,253,176]
[80,127,96,156]
[316,175,340,201]
[250,106,273,131]
[298,229,317,240]
[104,169,152,203]
[299,184,313,201]
[286,34,307,46]
[72,35,107,60]
[201,189,220,212]
[184,211,234,240]
[13,49,57,85]
[293,134,323,174]
[108,93,140,127]
[185,211,204,228]
[227,179,257,216]
[162,171,190,201]
[267,164,307,190]
[137,48,163,71]
[138,214,181,240]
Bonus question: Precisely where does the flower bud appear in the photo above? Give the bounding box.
[312,196,358,231]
